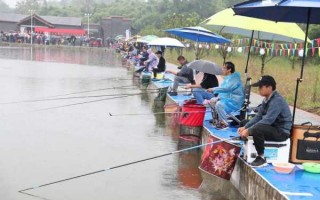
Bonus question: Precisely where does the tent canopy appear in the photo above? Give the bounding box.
[34,27,86,36]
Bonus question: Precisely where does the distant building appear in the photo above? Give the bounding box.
[19,14,84,35]
[0,13,26,32]
[82,23,103,38]
[0,13,132,46]
[0,13,83,34]
[100,16,132,45]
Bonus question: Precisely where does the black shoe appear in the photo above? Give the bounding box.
[168,91,177,96]
[250,156,268,167]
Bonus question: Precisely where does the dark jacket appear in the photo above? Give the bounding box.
[200,73,219,89]
[157,56,166,72]
[177,61,194,84]
[140,51,149,62]
[245,91,292,134]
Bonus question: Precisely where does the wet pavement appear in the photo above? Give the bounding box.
[0,47,211,200]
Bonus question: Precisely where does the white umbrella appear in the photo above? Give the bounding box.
[148,37,185,48]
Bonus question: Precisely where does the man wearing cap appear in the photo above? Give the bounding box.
[238,75,292,167]
[153,51,166,78]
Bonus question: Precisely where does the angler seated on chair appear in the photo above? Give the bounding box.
[153,51,166,79]
[184,73,219,101]
[166,55,195,96]
[134,47,149,75]
[238,75,292,167]
[195,62,244,128]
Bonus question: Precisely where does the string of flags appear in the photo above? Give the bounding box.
[211,37,320,57]
[185,37,320,57]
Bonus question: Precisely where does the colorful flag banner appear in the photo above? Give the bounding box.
[199,136,241,180]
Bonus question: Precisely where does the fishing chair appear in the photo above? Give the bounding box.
[228,77,256,126]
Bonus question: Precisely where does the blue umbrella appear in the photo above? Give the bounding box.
[232,0,320,124]
[166,26,231,60]
[165,26,231,44]
[233,0,320,24]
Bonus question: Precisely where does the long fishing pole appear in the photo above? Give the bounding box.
[19,191,53,200]
[1,87,169,105]
[0,85,136,105]
[18,136,240,193]
[32,94,139,112]
[108,110,211,117]
[101,77,135,81]
[44,85,137,97]
[4,91,159,105]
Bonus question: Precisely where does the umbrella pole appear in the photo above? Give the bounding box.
[292,8,311,126]
[245,30,254,76]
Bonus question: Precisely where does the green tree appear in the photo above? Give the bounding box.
[13,0,243,35]
[161,12,203,30]
[15,0,41,14]
[309,25,320,39]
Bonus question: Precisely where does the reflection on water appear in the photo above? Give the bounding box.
[0,47,235,200]
[177,150,202,189]
[0,46,118,66]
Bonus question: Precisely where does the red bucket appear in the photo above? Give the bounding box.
[183,99,197,105]
[179,104,206,127]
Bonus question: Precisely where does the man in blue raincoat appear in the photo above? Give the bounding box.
[198,62,244,128]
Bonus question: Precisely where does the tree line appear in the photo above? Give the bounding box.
[1,0,320,39]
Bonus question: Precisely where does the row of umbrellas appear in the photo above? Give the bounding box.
[155,1,315,125]
[167,8,308,74]
[232,0,320,127]
[130,1,315,124]
[114,1,315,124]
[124,8,308,76]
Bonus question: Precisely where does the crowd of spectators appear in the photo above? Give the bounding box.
[0,31,103,47]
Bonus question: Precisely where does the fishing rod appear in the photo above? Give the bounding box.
[3,91,160,105]
[101,77,134,80]
[0,85,136,105]
[1,86,169,105]
[32,94,139,112]
[19,191,53,200]
[108,110,211,117]
[18,136,240,193]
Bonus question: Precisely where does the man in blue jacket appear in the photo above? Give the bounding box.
[238,75,292,167]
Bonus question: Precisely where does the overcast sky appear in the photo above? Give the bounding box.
[4,0,18,8]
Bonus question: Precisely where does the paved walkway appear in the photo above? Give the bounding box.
[166,62,320,125]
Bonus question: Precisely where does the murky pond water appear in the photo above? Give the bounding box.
[0,46,220,200]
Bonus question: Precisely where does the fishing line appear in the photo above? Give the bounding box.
[18,136,240,193]
[32,94,138,112]
[3,91,159,104]
[19,191,54,200]
[0,85,136,105]
[108,110,211,117]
